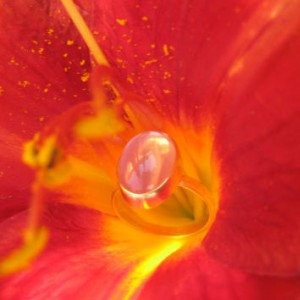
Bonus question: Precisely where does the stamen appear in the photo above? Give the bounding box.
[60,0,109,66]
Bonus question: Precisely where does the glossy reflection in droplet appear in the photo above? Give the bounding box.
[118,131,177,209]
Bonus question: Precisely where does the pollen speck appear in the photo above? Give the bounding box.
[116,18,127,26]
[66,39,74,45]
[163,89,171,94]
[81,72,90,82]
[80,59,86,66]
[48,28,54,35]
[144,59,158,65]
[0,86,4,96]
[163,71,171,79]
[18,80,30,88]
[38,48,44,54]
[63,53,68,58]
[141,16,149,21]
[43,88,49,93]
[163,44,170,56]
[127,76,134,84]
[9,57,19,66]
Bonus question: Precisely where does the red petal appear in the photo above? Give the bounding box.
[0,129,32,222]
[0,0,91,139]
[91,0,262,122]
[205,2,300,275]
[1,202,184,299]
[0,203,133,299]
[139,248,300,300]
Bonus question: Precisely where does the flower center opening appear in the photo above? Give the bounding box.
[112,131,216,236]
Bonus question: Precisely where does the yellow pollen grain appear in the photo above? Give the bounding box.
[63,53,68,58]
[80,72,90,82]
[126,76,134,84]
[38,48,44,54]
[144,59,158,65]
[163,89,171,94]
[18,80,30,88]
[48,28,54,35]
[45,39,52,45]
[116,18,127,26]
[141,16,149,21]
[39,116,45,122]
[9,57,19,66]
[163,71,171,79]
[66,39,74,45]
[80,59,86,66]
[163,44,170,56]
[43,88,49,93]
[150,44,156,49]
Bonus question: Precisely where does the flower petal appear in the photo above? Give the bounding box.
[0,0,91,139]
[0,203,183,299]
[0,203,127,299]
[205,1,300,275]
[91,0,262,123]
[0,129,32,222]
[139,248,300,300]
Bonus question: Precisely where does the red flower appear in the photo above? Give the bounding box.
[1,0,300,299]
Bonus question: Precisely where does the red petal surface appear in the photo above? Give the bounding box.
[3,203,299,300]
[91,0,261,124]
[205,2,300,275]
[139,248,300,300]
[0,0,91,139]
[0,128,32,222]
[0,203,133,299]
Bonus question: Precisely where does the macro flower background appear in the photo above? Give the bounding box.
[0,0,300,299]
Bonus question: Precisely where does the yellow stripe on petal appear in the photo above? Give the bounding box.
[116,240,183,300]
[0,227,48,276]
[103,218,188,300]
